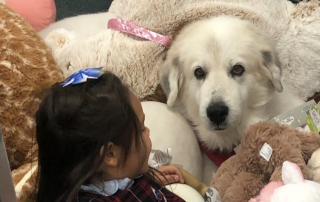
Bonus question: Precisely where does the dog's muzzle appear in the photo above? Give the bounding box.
[206,101,229,129]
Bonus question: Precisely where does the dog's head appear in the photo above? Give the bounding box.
[161,16,282,131]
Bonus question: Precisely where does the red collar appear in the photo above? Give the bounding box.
[199,141,235,166]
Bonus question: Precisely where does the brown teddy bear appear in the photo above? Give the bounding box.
[210,121,320,202]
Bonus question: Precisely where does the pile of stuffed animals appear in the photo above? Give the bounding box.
[180,121,320,202]
[1,0,320,201]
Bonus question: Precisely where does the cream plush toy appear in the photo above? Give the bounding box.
[250,161,320,202]
[308,148,320,184]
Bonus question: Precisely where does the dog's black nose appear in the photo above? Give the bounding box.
[206,102,229,125]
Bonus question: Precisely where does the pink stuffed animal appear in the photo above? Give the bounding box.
[249,161,320,202]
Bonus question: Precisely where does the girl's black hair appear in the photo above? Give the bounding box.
[35,72,145,202]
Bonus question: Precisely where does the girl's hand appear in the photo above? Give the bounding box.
[156,165,185,185]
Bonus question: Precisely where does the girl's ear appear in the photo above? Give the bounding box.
[103,143,121,167]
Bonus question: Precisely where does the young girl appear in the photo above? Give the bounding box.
[35,68,185,202]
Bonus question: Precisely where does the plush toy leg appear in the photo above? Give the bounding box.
[165,168,208,202]
[222,172,264,202]
[181,168,209,197]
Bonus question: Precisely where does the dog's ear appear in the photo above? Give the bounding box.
[160,57,183,107]
[261,50,283,92]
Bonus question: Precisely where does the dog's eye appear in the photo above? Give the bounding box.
[231,64,245,76]
[194,67,206,79]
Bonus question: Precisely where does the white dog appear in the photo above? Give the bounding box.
[161,16,304,152]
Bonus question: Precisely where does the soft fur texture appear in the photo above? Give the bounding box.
[250,161,320,202]
[40,0,320,102]
[12,162,38,202]
[210,121,320,202]
[0,3,63,169]
[161,16,304,151]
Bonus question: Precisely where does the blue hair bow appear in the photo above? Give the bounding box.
[60,67,103,87]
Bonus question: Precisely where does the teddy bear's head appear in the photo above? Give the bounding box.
[238,122,320,181]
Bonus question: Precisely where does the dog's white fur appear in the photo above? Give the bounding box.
[161,16,304,151]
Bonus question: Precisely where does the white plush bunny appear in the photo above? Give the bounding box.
[250,161,320,202]
[270,161,320,202]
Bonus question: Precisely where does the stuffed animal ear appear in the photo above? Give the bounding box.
[160,56,183,107]
[282,161,304,184]
[260,50,283,93]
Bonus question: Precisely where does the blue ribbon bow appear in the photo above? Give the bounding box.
[60,67,103,87]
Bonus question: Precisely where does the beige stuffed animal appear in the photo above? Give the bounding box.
[308,148,320,183]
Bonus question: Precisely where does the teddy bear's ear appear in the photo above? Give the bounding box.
[295,129,320,161]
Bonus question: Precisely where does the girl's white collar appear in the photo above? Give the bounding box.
[80,178,134,196]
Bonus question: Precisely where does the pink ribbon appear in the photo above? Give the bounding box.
[108,18,171,49]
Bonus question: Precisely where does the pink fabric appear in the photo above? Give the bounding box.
[6,0,56,31]
[108,18,171,48]
[249,182,284,202]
